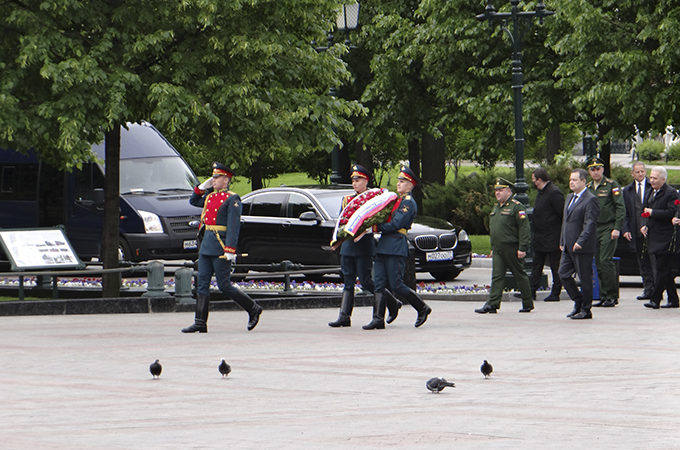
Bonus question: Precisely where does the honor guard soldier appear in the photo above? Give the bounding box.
[182,162,263,333]
[475,178,534,314]
[586,157,626,308]
[363,166,432,329]
[329,164,402,327]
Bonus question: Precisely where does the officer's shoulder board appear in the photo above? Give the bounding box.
[511,199,520,204]
[587,180,593,187]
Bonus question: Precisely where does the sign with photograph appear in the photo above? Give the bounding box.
[0,227,84,271]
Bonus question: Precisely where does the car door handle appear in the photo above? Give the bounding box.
[282,221,291,228]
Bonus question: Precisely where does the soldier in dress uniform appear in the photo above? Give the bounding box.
[586,157,626,308]
[363,166,432,329]
[181,162,263,333]
[329,164,403,327]
[475,178,534,314]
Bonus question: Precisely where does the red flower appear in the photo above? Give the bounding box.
[675,200,680,205]
[641,212,651,218]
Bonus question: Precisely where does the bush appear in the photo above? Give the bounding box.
[667,142,680,161]
[635,140,665,162]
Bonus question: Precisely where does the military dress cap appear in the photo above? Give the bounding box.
[350,164,371,181]
[397,165,420,186]
[494,177,514,190]
[586,157,605,169]
[212,162,235,178]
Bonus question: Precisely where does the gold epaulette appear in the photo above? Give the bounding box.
[398,228,408,235]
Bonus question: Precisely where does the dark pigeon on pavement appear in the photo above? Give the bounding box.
[150,359,162,379]
[481,360,493,378]
[218,359,231,377]
[426,377,455,393]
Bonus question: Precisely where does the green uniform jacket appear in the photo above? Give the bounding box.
[587,177,626,229]
[489,198,530,251]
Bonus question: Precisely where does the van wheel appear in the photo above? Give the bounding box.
[118,239,132,263]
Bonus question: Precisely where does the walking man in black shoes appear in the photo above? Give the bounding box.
[182,162,262,333]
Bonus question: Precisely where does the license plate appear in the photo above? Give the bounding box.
[426,250,453,262]
[183,240,197,250]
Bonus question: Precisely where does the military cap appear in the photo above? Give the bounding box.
[494,177,514,190]
[350,164,371,181]
[397,165,420,186]
[586,157,605,169]
[212,161,235,178]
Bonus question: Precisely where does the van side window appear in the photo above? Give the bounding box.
[0,163,39,201]
[248,193,286,217]
[74,163,105,204]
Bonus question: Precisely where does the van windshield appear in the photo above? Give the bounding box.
[118,157,198,194]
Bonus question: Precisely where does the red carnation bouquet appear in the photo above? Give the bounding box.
[331,188,397,248]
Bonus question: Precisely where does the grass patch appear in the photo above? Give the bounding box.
[0,296,41,301]
[469,235,491,256]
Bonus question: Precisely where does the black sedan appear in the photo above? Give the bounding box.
[236,186,472,280]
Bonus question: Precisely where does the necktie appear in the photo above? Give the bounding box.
[637,182,642,202]
[569,194,579,210]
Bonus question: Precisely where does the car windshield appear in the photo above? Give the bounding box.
[114,157,199,194]
[313,191,350,218]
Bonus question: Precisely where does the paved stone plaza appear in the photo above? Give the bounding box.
[1,290,679,449]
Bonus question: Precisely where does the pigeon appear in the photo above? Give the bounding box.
[218,359,231,377]
[481,360,493,378]
[426,377,455,393]
[150,359,162,379]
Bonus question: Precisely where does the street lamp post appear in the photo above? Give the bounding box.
[315,3,360,184]
[476,0,554,207]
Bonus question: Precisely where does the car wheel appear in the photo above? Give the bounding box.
[429,269,461,281]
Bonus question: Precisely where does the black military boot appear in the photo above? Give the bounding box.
[385,289,402,324]
[230,289,262,331]
[403,288,431,328]
[362,292,387,330]
[182,294,209,333]
[329,290,354,327]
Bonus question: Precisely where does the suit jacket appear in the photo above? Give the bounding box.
[621,178,652,251]
[643,183,678,255]
[560,189,600,254]
[532,181,564,252]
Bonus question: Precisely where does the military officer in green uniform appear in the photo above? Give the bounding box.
[586,157,626,307]
[475,178,534,314]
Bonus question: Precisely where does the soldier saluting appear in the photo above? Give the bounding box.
[181,162,263,333]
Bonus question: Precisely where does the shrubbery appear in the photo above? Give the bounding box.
[667,142,680,161]
[422,156,635,235]
[635,140,665,162]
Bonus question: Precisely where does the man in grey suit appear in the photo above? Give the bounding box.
[559,168,600,320]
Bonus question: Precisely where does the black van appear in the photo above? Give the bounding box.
[0,122,201,263]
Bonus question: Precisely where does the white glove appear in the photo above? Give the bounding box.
[198,178,213,191]
[224,252,237,263]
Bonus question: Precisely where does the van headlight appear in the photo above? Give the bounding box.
[458,229,470,241]
[139,210,164,233]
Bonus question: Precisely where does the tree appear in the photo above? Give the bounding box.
[0,0,366,296]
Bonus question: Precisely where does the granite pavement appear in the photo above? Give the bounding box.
[1,288,679,450]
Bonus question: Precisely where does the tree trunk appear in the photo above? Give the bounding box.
[422,129,446,185]
[354,140,374,184]
[598,123,612,177]
[408,138,422,211]
[338,140,351,184]
[102,125,121,298]
[546,126,561,163]
[251,157,263,191]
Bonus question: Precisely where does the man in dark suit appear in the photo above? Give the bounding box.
[559,168,600,320]
[641,166,679,309]
[622,162,655,300]
[529,167,564,302]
